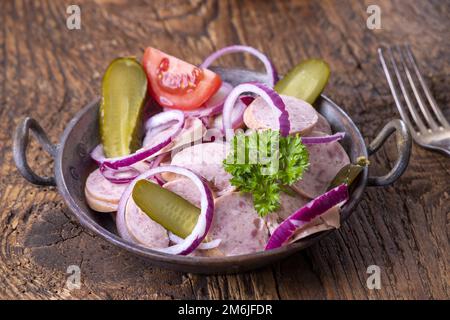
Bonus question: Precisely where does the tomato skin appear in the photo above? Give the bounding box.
[142,47,222,110]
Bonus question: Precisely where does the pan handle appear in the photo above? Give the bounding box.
[13,117,58,186]
[367,119,412,187]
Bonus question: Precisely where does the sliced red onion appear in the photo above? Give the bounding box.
[99,160,159,185]
[149,154,166,169]
[91,140,171,170]
[222,82,290,139]
[91,111,184,170]
[100,165,141,184]
[90,145,105,166]
[230,98,247,129]
[182,82,233,118]
[301,132,345,145]
[145,110,184,132]
[153,175,165,186]
[200,116,212,129]
[149,154,167,185]
[240,95,255,106]
[213,97,247,133]
[116,165,215,255]
[168,232,221,250]
[265,184,349,250]
[200,45,278,87]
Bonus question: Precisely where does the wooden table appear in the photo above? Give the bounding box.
[0,0,448,300]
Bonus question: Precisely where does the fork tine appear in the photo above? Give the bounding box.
[387,47,428,133]
[377,48,417,133]
[378,47,426,134]
[396,45,439,131]
[404,45,450,128]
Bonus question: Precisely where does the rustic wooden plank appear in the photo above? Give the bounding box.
[0,0,448,300]
[268,2,448,298]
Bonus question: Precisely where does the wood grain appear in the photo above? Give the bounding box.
[0,0,449,299]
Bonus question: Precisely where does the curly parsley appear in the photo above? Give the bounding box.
[223,129,309,216]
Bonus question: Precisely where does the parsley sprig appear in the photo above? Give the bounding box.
[223,129,309,216]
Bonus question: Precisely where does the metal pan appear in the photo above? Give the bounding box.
[13,68,411,274]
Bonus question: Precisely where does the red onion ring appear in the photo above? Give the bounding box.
[200,45,278,87]
[222,82,290,139]
[149,154,166,169]
[199,116,212,129]
[265,184,349,250]
[91,111,184,170]
[168,232,221,250]
[145,110,184,132]
[181,82,233,118]
[240,95,255,106]
[149,153,167,185]
[151,175,164,186]
[116,165,215,255]
[100,165,141,184]
[90,140,172,170]
[213,97,248,133]
[99,160,163,185]
[301,132,345,145]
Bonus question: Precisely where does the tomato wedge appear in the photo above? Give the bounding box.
[142,47,222,110]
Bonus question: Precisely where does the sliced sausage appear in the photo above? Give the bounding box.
[243,94,318,135]
[85,189,118,213]
[274,192,310,221]
[312,112,332,134]
[266,205,340,242]
[265,192,340,240]
[125,197,170,249]
[159,166,178,182]
[211,109,245,131]
[85,168,129,212]
[265,192,309,234]
[292,131,350,199]
[209,192,268,256]
[167,142,234,195]
[161,178,224,257]
[163,178,203,208]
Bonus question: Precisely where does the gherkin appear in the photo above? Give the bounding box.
[132,180,199,238]
[100,57,147,158]
[275,59,330,105]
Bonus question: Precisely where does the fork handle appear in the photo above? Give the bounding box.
[367,119,412,187]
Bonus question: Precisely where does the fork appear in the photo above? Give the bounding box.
[378,45,450,156]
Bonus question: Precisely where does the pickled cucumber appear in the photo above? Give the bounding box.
[328,157,369,190]
[100,57,147,158]
[275,59,330,105]
[132,180,199,238]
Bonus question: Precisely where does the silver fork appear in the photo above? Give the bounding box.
[378,45,450,156]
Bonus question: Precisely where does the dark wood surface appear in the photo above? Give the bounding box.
[0,0,449,299]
